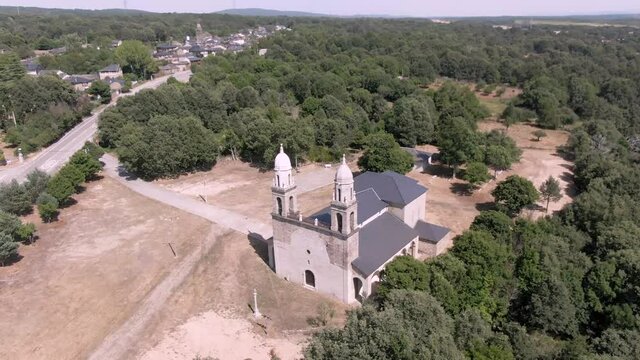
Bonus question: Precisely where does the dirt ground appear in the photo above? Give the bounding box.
[135,226,347,360]
[413,120,573,235]
[156,157,338,225]
[0,176,343,360]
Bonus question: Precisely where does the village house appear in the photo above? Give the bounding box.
[98,64,123,80]
[268,146,452,304]
[65,74,98,91]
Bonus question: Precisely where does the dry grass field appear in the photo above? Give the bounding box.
[0,176,346,360]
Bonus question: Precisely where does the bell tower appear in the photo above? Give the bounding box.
[331,155,358,235]
[272,144,297,217]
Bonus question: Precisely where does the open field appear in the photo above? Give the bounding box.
[413,120,573,235]
[0,177,211,359]
[0,175,344,360]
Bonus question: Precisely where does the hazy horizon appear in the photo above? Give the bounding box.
[2,0,640,17]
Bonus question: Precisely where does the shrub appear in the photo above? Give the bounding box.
[37,193,60,223]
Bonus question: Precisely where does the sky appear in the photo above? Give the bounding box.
[2,0,640,17]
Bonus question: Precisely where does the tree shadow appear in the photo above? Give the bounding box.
[421,163,451,177]
[59,197,78,209]
[248,231,270,266]
[450,182,473,196]
[117,165,139,181]
[475,202,497,212]
[560,171,578,199]
[1,253,23,267]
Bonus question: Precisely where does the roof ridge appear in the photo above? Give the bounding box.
[356,187,382,201]
[382,172,406,204]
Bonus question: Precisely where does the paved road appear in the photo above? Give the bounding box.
[0,71,192,184]
[102,154,273,240]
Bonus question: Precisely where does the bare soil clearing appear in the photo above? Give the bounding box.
[412,120,574,235]
[134,228,347,360]
[0,177,211,359]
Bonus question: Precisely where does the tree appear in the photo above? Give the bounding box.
[357,132,413,174]
[37,193,59,223]
[88,80,111,104]
[437,117,481,178]
[533,130,547,141]
[377,256,429,300]
[464,162,491,189]
[0,179,32,215]
[0,52,25,83]
[117,115,219,180]
[24,169,50,203]
[485,145,512,178]
[539,176,562,212]
[492,175,540,216]
[46,173,76,204]
[470,211,513,241]
[69,151,102,180]
[385,96,437,146]
[0,233,19,266]
[115,40,156,79]
[58,163,86,188]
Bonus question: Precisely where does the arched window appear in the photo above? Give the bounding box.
[350,211,355,231]
[305,270,315,288]
[353,277,363,303]
[289,196,294,212]
[337,188,342,202]
[276,175,280,187]
[277,197,283,216]
[336,213,343,233]
[288,174,291,185]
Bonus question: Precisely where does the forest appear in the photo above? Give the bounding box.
[1,10,640,359]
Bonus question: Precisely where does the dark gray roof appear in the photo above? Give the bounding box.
[415,220,451,243]
[309,188,388,227]
[355,188,387,224]
[309,207,331,227]
[66,74,97,85]
[156,43,177,49]
[99,64,121,73]
[352,213,418,277]
[355,171,427,207]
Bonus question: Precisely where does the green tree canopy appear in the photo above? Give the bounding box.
[357,132,413,174]
[492,175,540,216]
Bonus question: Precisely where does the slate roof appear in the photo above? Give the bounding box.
[99,64,121,73]
[355,171,427,207]
[415,220,451,243]
[352,213,418,277]
[355,188,387,224]
[66,74,97,85]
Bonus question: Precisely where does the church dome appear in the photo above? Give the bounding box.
[335,154,353,183]
[274,144,292,171]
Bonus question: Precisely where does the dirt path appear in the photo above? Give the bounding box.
[88,226,219,360]
[102,154,272,239]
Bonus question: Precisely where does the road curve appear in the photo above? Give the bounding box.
[0,71,192,184]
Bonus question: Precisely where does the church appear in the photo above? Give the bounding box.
[267,145,453,304]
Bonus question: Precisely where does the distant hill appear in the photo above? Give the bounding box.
[216,8,330,17]
[0,6,149,16]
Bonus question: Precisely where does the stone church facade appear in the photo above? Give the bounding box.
[267,145,453,304]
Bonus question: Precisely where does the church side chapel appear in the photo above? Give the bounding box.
[267,145,453,304]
